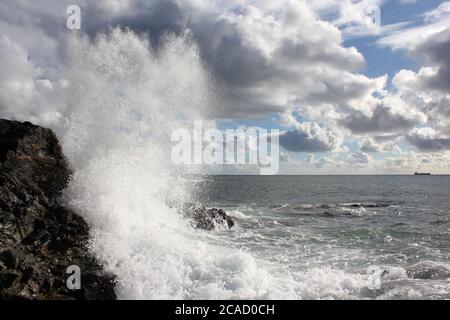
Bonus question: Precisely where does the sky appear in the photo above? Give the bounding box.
[0,0,450,174]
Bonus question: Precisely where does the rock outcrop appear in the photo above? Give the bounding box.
[181,203,235,231]
[0,119,115,300]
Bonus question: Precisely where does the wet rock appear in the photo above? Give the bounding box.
[181,203,235,231]
[406,262,450,280]
[0,119,116,300]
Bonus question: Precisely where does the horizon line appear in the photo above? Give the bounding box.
[185,173,450,176]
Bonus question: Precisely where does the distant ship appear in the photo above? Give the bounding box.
[414,172,431,176]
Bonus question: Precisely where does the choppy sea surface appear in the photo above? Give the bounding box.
[190,175,450,300]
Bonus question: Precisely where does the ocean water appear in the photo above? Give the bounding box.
[57,29,449,300]
[189,175,450,300]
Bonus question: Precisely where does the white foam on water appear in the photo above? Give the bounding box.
[59,28,387,300]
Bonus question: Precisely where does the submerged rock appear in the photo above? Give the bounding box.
[406,262,450,280]
[181,203,235,231]
[0,119,115,300]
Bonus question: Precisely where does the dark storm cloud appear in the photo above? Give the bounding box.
[0,0,383,122]
[280,130,335,152]
[278,122,342,153]
[411,28,450,94]
[340,103,425,134]
[406,128,450,151]
[74,0,372,119]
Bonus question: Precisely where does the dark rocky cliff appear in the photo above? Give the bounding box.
[0,119,116,300]
[0,119,235,300]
